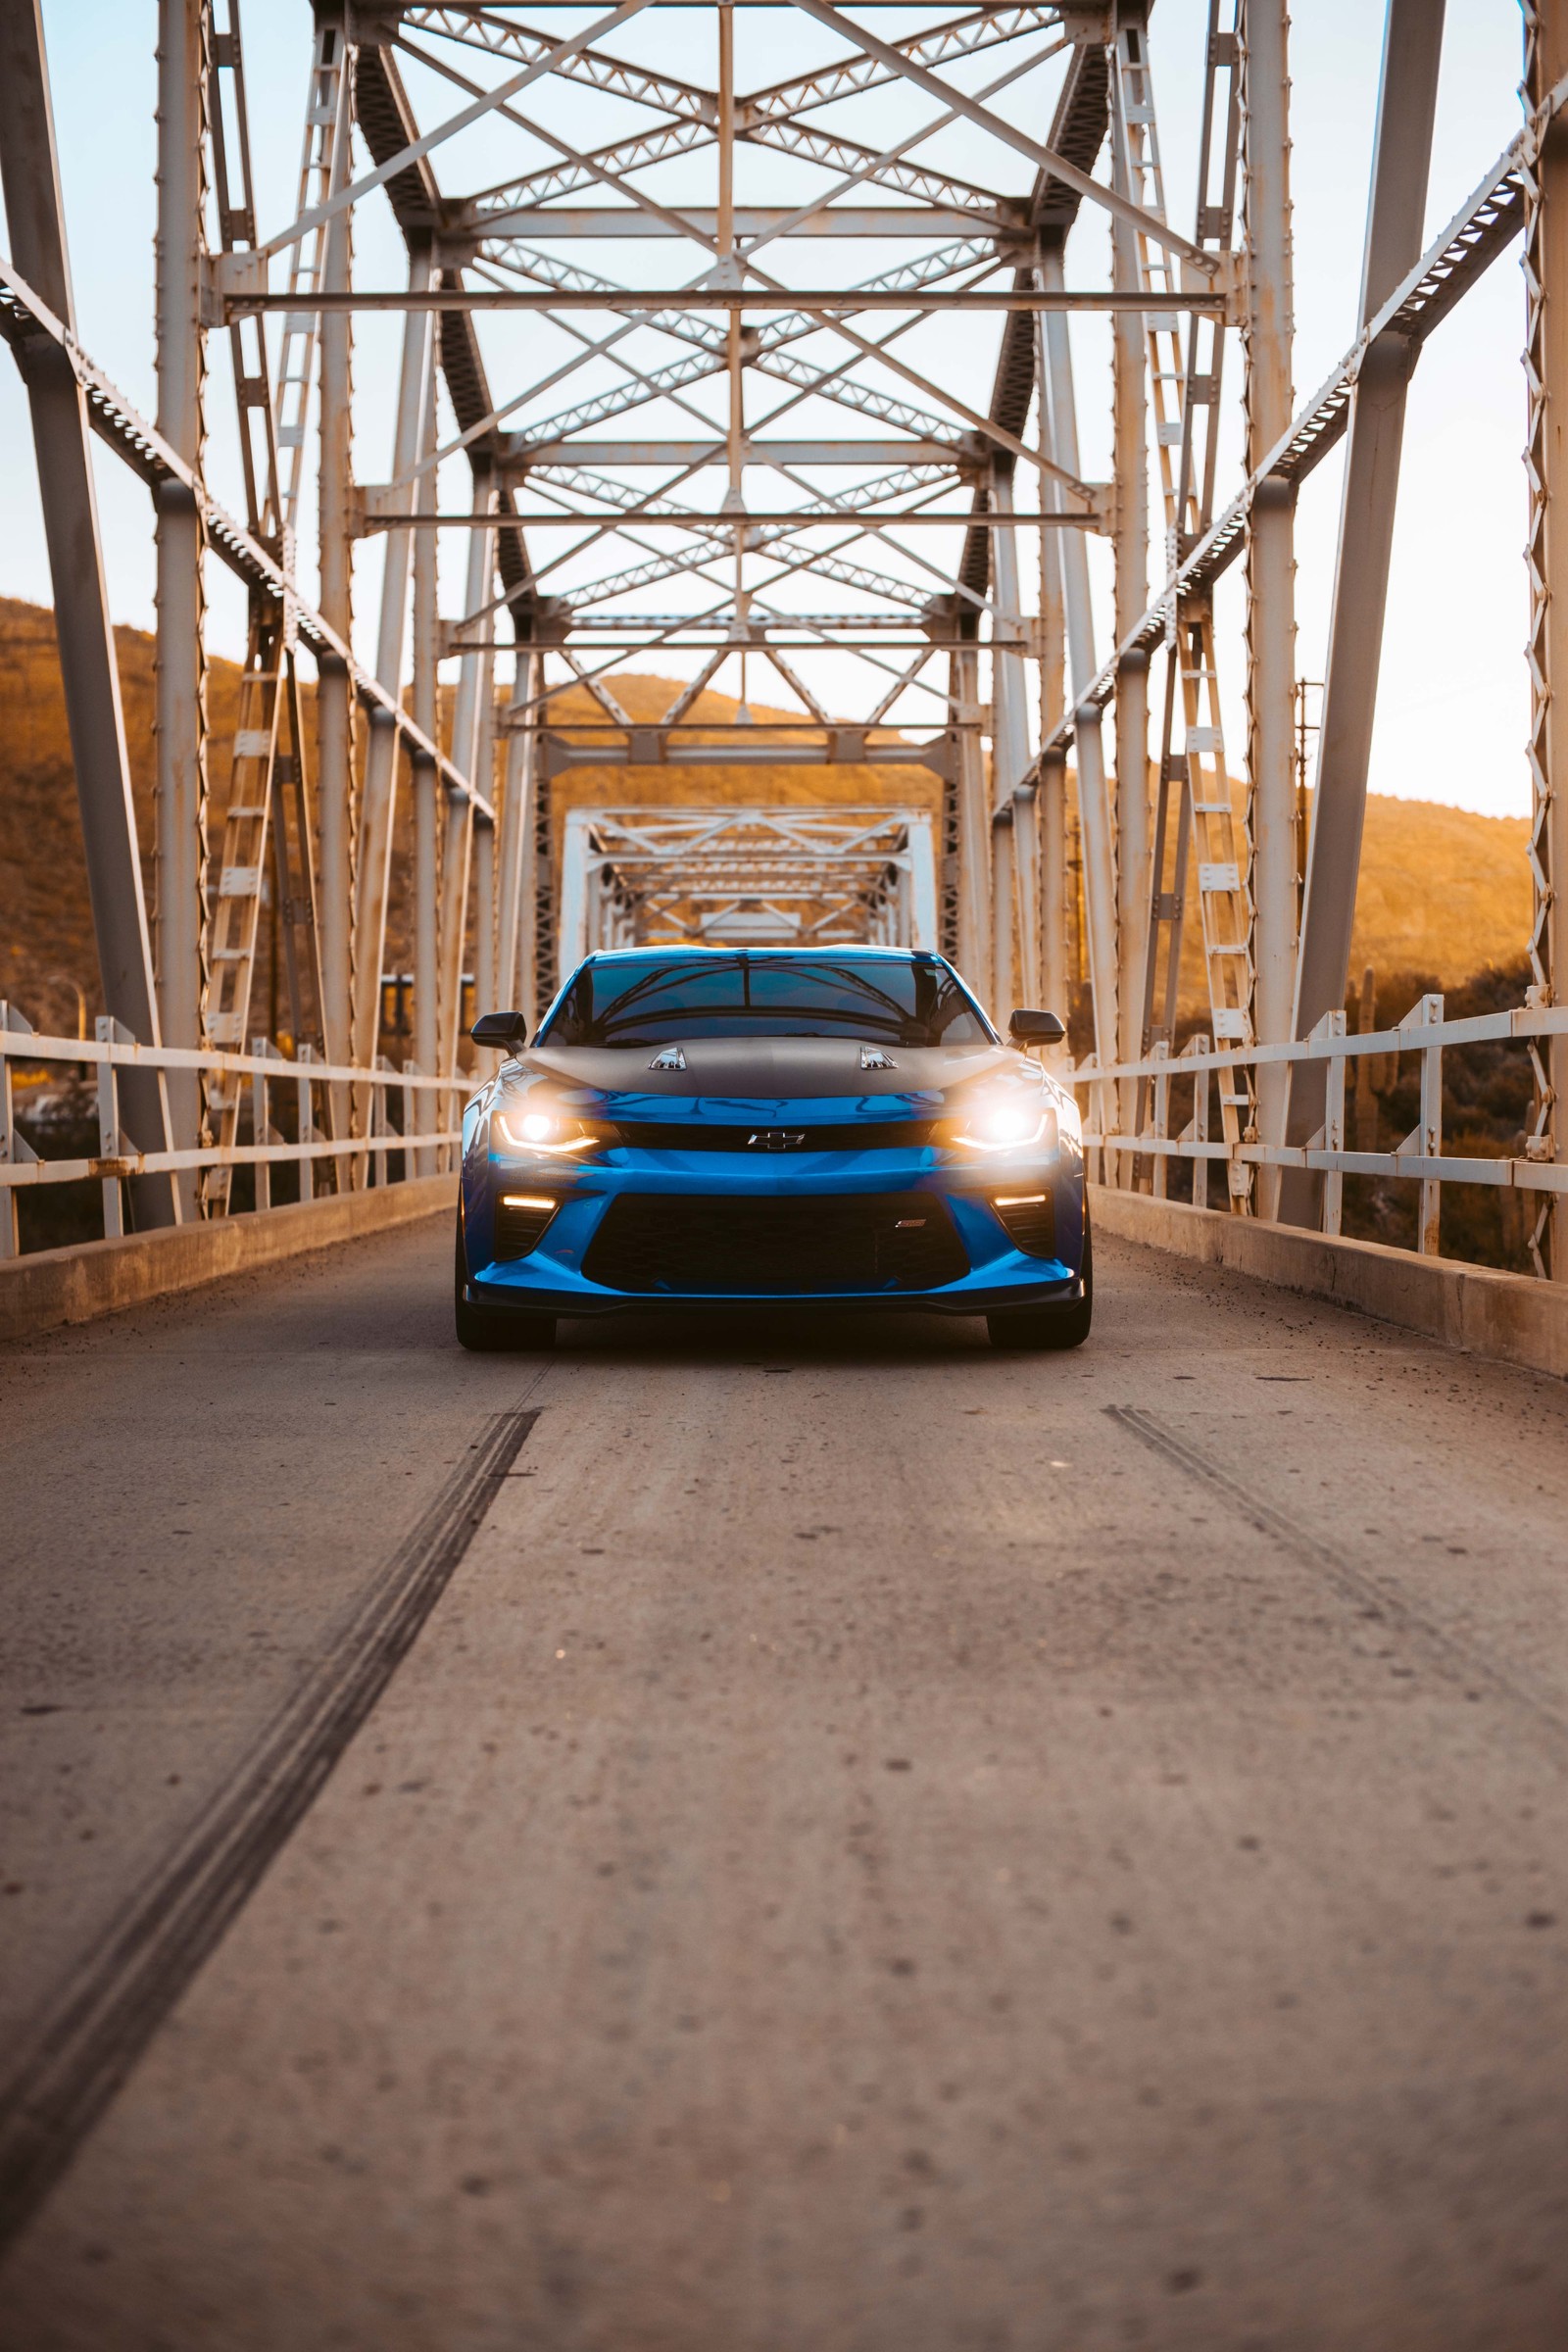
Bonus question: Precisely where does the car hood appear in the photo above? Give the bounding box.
[514,1035,1023,1114]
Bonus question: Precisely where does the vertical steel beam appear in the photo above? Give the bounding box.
[907,817,939,952]
[951,645,991,989]
[351,240,435,1074]
[437,464,497,1077]
[1037,745,1068,1023]
[473,817,496,1018]
[410,355,439,1171]
[449,464,498,790]
[1110,17,1151,1093]
[316,17,356,1140]
[0,0,176,1224]
[436,774,474,1126]
[991,806,1015,1016]
[990,466,1038,1004]
[497,651,538,1011]
[153,0,208,1218]
[559,814,593,973]
[1041,250,1119,1071]
[471,627,499,1023]
[1243,0,1298,1218]
[1036,317,1069,1027]
[1526,0,1568,1277]
[1282,0,1445,1227]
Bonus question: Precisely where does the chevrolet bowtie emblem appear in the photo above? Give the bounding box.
[748,1129,807,1150]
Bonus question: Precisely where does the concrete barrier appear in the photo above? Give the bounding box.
[0,1175,458,1346]
[1090,1183,1568,1383]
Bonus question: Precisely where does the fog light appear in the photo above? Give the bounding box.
[494,1193,560,1263]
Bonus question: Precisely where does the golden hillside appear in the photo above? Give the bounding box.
[1349,793,1530,987]
[0,595,1534,1032]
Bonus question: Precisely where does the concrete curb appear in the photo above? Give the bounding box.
[0,1174,458,1345]
[1090,1183,1568,1383]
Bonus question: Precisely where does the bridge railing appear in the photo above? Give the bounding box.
[0,1010,465,1256]
[1075,994,1568,1273]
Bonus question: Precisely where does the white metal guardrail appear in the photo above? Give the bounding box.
[7,991,1566,1279]
[0,1007,464,1257]
[1074,993,1568,1273]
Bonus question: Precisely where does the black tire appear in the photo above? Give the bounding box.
[987,1209,1093,1351]
[454,1214,557,1352]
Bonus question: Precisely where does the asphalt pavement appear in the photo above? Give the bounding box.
[2,1212,1566,2350]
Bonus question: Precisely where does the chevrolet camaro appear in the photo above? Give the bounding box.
[455,946,1090,1352]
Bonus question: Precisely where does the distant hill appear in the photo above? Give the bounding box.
[1349,793,1530,990]
[0,596,243,1034]
[0,594,1534,1035]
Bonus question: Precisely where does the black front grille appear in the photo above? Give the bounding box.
[993,1194,1056,1258]
[494,1195,560,1259]
[582,1192,968,1295]
[609,1120,935,1153]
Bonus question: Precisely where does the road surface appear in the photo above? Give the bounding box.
[1,1212,1566,2350]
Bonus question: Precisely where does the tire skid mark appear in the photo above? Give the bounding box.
[1106,1403,1568,1759]
[0,1394,548,2253]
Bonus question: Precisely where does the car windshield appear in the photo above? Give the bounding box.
[539,953,991,1049]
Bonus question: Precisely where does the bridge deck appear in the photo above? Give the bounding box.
[2,1220,1567,2348]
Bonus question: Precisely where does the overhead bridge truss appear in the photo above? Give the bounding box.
[558,806,940,959]
[0,0,1565,1280]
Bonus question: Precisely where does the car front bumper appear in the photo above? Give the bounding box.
[461,1139,1087,1318]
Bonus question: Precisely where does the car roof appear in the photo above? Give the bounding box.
[581,945,945,961]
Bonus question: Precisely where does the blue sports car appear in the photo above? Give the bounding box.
[456,946,1090,1352]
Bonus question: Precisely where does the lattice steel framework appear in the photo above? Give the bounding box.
[0,0,1563,1275]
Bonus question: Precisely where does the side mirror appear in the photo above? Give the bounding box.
[470,1009,528,1051]
[1008,1007,1066,1046]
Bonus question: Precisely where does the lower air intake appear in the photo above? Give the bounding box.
[583,1192,967,1295]
[993,1195,1057,1258]
[494,1198,559,1259]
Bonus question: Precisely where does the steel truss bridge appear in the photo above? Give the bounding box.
[1,0,1566,1281]
[12,12,1568,2326]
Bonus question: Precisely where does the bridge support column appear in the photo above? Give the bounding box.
[991,807,1015,1018]
[991,466,1039,1006]
[1281,0,1445,1230]
[1526,0,1568,1278]
[316,29,356,1171]
[1041,250,1119,1073]
[497,654,538,1017]
[1035,336,1069,1034]
[470,620,499,1042]
[1039,747,1069,1029]
[154,0,209,1219]
[437,465,497,1079]
[1110,55,1151,1146]
[0,0,176,1226]
[951,646,991,990]
[353,239,435,1076]
[1243,0,1298,1222]
[410,361,439,1175]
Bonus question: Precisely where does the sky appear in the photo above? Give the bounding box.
[0,0,1533,817]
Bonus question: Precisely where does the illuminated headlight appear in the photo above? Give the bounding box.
[494,1105,598,1155]
[953,1102,1059,1153]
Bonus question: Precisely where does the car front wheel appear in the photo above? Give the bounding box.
[987,1210,1093,1351]
[454,1214,557,1352]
